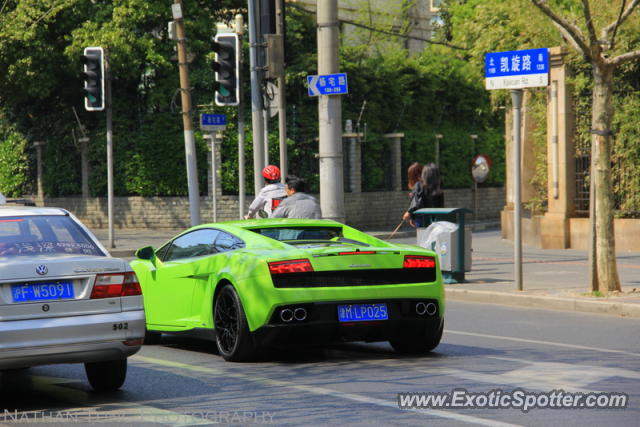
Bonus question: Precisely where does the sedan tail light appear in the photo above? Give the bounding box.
[403,255,436,269]
[91,272,142,299]
[268,259,314,275]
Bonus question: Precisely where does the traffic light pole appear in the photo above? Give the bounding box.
[173,0,201,226]
[236,14,246,219]
[248,0,265,196]
[105,52,115,249]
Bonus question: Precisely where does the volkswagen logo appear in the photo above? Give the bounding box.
[36,265,48,276]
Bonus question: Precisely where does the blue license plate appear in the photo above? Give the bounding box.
[338,303,388,322]
[11,281,75,303]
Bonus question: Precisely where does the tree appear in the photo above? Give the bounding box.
[530,0,640,293]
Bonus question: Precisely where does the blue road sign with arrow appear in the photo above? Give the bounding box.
[307,73,348,96]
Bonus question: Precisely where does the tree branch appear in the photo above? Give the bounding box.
[581,0,599,45]
[530,0,592,61]
[609,49,640,66]
[604,0,639,45]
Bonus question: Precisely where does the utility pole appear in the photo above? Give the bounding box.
[105,51,115,249]
[470,134,478,221]
[248,0,265,195]
[236,13,246,218]
[263,107,269,165]
[317,0,345,222]
[33,141,45,202]
[276,0,288,180]
[435,134,442,166]
[172,0,201,226]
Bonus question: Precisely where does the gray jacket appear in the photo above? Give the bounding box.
[272,192,322,219]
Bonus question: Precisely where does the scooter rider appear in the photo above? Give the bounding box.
[244,165,287,219]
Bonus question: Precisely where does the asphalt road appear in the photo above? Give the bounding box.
[1,301,638,427]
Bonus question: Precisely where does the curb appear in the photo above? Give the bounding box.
[445,288,640,318]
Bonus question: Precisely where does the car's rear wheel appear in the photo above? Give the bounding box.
[389,320,444,354]
[84,358,127,391]
[214,284,256,362]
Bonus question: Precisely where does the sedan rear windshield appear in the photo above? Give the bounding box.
[0,215,104,257]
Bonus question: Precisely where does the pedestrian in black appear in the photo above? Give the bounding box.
[402,162,425,227]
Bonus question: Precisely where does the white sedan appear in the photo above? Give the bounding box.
[0,206,145,391]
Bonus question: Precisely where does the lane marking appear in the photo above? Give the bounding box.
[446,330,640,357]
[133,355,523,427]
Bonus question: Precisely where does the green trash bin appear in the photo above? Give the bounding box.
[413,208,472,283]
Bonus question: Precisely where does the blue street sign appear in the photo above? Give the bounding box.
[485,48,549,90]
[201,114,227,126]
[200,113,227,131]
[307,73,348,96]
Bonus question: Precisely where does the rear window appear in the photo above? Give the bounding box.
[249,227,343,242]
[0,215,103,257]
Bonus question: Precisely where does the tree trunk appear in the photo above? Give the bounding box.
[590,64,621,293]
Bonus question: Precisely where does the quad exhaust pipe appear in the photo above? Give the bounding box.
[279,307,308,322]
[415,302,437,316]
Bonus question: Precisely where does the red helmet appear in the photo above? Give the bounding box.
[262,165,281,181]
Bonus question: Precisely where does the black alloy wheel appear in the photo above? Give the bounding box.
[213,284,256,362]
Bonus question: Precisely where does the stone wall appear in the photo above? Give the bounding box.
[43,186,504,230]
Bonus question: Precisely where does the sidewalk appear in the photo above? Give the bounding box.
[92,223,640,319]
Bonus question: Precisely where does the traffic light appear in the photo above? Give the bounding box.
[80,47,105,111]
[212,33,239,106]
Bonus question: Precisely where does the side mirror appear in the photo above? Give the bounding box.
[135,246,155,260]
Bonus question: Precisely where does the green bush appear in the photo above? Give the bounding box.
[0,117,29,197]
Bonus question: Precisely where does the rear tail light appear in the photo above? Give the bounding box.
[268,259,314,275]
[91,272,142,299]
[403,255,436,269]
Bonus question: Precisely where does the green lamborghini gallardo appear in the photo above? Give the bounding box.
[131,219,444,361]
